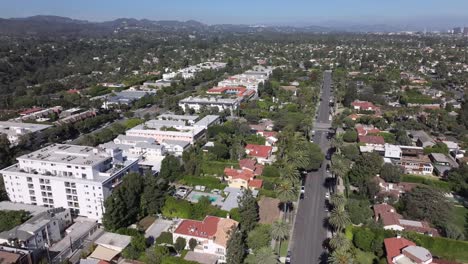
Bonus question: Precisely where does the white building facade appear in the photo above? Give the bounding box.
[0,144,138,222]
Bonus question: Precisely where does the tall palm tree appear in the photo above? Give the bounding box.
[252,247,279,264]
[328,208,351,232]
[279,162,301,183]
[271,220,290,254]
[329,194,346,211]
[276,179,298,215]
[328,248,354,264]
[328,232,351,251]
[330,155,351,179]
[331,136,344,154]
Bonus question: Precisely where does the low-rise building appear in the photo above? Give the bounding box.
[245,144,274,165]
[172,216,238,263]
[374,204,438,236]
[359,135,386,147]
[179,96,240,115]
[409,130,436,148]
[384,237,433,264]
[126,115,219,145]
[394,155,434,175]
[0,144,139,221]
[0,207,72,249]
[224,159,264,190]
[351,100,381,113]
[0,246,34,264]
[102,90,155,109]
[0,122,51,146]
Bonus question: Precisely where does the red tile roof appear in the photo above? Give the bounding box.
[239,158,264,175]
[356,124,381,136]
[19,107,43,115]
[206,86,253,98]
[174,216,220,239]
[384,237,416,264]
[245,144,272,159]
[248,179,263,189]
[359,135,385,145]
[352,100,380,111]
[224,168,255,181]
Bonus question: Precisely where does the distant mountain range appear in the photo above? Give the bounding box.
[0,15,440,36]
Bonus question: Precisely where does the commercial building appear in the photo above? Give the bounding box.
[179,96,240,115]
[0,144,139,221]
[102,90,156,109]
[0,122,51,146]
[172,216,238,263]
[126,115,220,145]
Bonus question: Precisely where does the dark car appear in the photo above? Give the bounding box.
[285,251,292,264]
[300,192,304,200]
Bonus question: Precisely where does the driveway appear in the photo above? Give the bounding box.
[145,219,172,239]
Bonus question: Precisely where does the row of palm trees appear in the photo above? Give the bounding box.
[327,194,354,264]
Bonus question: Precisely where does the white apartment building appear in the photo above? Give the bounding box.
[0,121,52,146]
[179,96,240,115]
[126,115,220,144]
[0,144,139,222]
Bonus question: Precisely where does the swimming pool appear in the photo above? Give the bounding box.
[192,194,218,202]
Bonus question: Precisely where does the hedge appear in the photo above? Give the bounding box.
[156,232,174,245]
[404,232,468,262]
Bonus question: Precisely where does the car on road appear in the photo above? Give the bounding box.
[325,192,330,199]
[300,186,305,194]
[326,164,330,173]
[300,192,304,200]
[285,251,291,264]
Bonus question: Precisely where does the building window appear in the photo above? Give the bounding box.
[27,177,32,182]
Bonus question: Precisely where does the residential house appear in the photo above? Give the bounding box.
[374,204,438,236]
[355,124,380,136]
[172,216,238,263]
[245,144,274,164]
[394,155,434,175]
[223,159,264,190]
[408,130,436,148]
[359,135,385,147]
[429,153,458,177]
[351,100,381,113]
[384,237,433,264]
[374,177,417,201]
[256,130,278,146]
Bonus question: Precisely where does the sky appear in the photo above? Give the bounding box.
[2,0,468,27]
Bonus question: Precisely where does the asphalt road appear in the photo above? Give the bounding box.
[290,70,333,264]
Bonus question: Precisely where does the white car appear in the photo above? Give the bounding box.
[325,192,330,199]
[301,186,305,194]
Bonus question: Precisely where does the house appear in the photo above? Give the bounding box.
[86,232,131,263]
[224,168,263,190]
[374,204,438,236]
[359,135,386,146]
[249,119,274,132]
[224,159,264,190]
[356,124,381,136]
[0,246,33,264]
[384,237,433,264]
[245,144,274,164]
[385,144,403,160]
[172,216,238,263]
[429,153,458,177]
[256,130,278,146]
[375,177,417,201]
[394,155,434,175]
[409,130,436,148]
[351,100,381,113]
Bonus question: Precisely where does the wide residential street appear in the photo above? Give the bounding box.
[290,70,333,264]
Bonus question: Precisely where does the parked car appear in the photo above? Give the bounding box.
[285,251,292,264]
[326,164,330,173]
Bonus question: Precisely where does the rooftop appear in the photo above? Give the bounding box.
[0,121,51,136]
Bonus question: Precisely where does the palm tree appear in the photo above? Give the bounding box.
[275,179,298,216]
[252,247,279,264]
[328,232,351,251]
[271,220,290,254]
[328,208,351,232]
[328,248,354,264]
[329,194,346,211]
[331,136,344,154]
[279,162,300,183]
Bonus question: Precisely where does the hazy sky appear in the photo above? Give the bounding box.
[2,0,468,25]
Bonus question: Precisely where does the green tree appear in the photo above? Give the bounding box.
[174,237,187,253]
[348,153,383,186]
[424,142,449,155]
[140,176,168,216]
[161,197,193,219]
[271,220,290,254]
[226,228,246,264]
[189,238,198,251]
[329,232,351,251]
[330,194,347,211]
[247,224,272,252]
[159,155,183,182]
[329,208,351,232]
[238,189,259,233]
[380,163,402,183]
[341,145,360,161]
[353,228,375,252]
[346,199,373,225]
[328,248,354,264]
[402,186,453,226]
[248,247,279,264]
[276,179,298,215]
[342,130,358,143]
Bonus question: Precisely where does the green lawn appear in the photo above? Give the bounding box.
[277,239,289,257]
[401,174,451,191]
[200,160,238,176]
[355,249,377,264]
[451,206,468,235]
